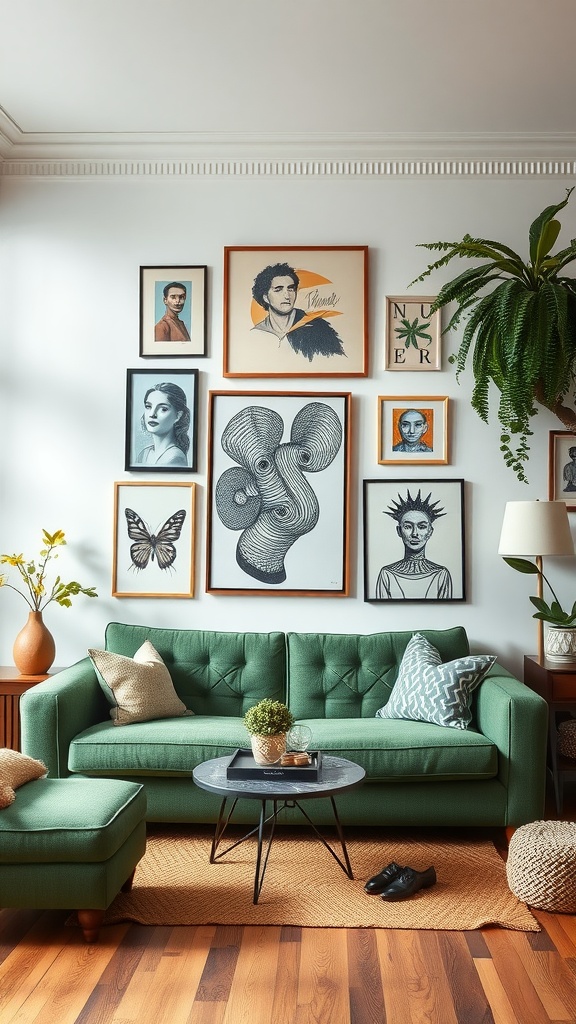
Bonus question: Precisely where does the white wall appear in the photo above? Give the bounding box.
[1,171,574,677]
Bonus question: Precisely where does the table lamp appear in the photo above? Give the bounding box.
[498,500,574,663]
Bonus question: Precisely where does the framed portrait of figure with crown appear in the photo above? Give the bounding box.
[362,479,465,602]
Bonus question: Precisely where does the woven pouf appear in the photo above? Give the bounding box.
[558,720,576,759]
[506,820,576,913]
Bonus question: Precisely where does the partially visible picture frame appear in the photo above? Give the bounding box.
[113,481,195,598]
[223,246,368,378]
[124,368,199,472]
[139,265,207,357]
[549,430,576,510]
[207,390,351,595]
[385,295,441,371]
[363,478,465,602]
[378,395,449,465]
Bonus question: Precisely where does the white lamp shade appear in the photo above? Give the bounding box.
[498,500,574,557]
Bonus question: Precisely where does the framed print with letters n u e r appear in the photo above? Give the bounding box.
[385,295,441,371]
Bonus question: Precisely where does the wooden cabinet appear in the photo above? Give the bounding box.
[0,667,51,751]
[524,655,576,814]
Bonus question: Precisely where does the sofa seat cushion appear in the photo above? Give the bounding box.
[69,716,251,776]
[0,777,146,863]
[297,719,498,781]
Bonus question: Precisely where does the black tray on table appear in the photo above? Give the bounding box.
[226,747,323,782]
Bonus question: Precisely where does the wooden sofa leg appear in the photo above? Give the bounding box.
[121,868,136,893]
[77,909,104,943]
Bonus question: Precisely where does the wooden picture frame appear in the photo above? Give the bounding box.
[223,246,368,378]
[206,391,351,595]
[549,430,576,510]
[124,368,199,472]
[363,478,465,602]
[378,396,449,465]
[139,265,207,357]
[385,296,441,371]
[113,481,196,597]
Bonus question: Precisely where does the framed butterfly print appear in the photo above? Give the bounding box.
[125,368,199,472]
[112,482,196,598]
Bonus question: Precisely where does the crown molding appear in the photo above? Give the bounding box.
[1,112,576,178]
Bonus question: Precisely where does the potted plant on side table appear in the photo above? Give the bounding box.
[244,698,295,765]
[504,556,576,661]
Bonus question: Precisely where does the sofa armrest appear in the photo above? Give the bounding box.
[475,667,548,825]
[20,657,108,778]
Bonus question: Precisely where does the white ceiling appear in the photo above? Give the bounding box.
[1,0,575,162]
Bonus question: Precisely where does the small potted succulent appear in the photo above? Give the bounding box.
[243,698,295,765]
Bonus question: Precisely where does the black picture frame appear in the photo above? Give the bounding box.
[125,368,199,472]
[363,478,466,602]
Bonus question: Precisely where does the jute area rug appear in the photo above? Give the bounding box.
[102,825,538,932]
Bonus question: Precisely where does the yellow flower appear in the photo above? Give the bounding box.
[0,554,25,567]
[0,530,97,612]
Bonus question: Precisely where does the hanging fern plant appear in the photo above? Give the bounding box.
[411,188,576,481]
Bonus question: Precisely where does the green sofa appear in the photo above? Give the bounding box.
[20,622,548,828]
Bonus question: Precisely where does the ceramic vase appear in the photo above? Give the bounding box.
[544,625,576,663]
[13,611,56,675]
[250,733,287,765]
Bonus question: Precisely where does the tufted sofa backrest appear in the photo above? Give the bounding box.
[286,627,470,719]
[105,622,286,715]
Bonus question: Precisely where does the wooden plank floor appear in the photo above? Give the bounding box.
[1,789,575,1024]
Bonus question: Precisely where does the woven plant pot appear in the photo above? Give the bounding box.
[558,720,576,759]
[250,733,287,765]
[545,626,576,662]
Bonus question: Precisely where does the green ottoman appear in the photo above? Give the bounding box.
[0,776,146,941]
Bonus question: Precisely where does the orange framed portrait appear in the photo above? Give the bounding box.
[378,396,449,465]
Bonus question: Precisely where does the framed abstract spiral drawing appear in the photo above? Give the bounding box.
[113,482,196,598]
[206,391,351,596]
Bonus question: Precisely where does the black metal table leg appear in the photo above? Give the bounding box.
[291,797,354,878]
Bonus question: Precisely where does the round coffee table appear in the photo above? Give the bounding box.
[193,754,365,903]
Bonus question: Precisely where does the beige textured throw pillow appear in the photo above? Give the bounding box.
[88,640,193,726]
[0,748,47,808]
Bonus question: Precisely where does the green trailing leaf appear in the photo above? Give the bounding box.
[503,557,539,575]
[411,190,576,481]
[505,558,575,625]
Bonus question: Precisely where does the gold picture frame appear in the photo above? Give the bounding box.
[385,295,441,371]
[113,481,196,598]
[549,430,576,510]
[378,396,449,465]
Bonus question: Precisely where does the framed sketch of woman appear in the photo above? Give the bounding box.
[125,368,199,472]
[363,478,465,602]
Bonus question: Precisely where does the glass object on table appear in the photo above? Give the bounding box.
[287,725,312,752]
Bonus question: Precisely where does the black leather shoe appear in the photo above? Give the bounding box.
[364,861,404,895]
[380,866,436,901]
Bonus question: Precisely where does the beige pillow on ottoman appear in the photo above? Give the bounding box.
[0,749,47,809]
[88,640,193,726]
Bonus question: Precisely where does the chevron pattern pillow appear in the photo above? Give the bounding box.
[376,633,496,730]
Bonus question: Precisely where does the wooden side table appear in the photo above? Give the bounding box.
[0,667,52,751]
[524,655,576,814]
